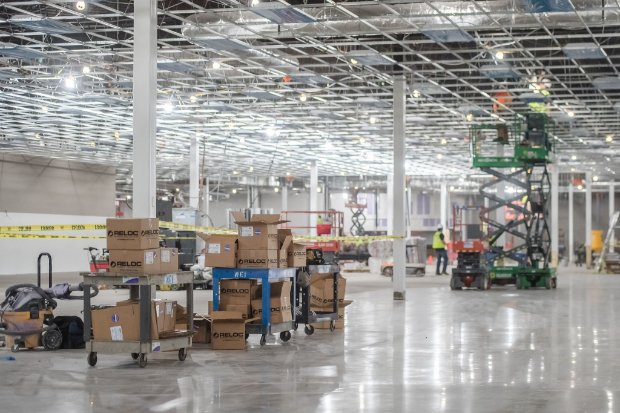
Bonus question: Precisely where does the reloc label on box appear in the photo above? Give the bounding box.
[108,249,161,274]
[106,218,160,250]
[219,279,257,306]
[237,249,279,268]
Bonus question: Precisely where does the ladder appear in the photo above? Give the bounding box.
[597,211,620,273]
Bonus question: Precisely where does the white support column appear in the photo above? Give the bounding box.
[281,184,288,213]
[568,181,574,265]
[132,0,157,218]
[551,165,559,267]
[440,180,448,232]
[309,161,318,236]
[387,174,394,235]
[611,181,616,253]
[585,172,593,269]
[392,75,406,301]
[189,132,200,209]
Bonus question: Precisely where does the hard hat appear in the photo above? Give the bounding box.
[437,225,443,230]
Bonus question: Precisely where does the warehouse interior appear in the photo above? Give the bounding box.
[0,0,619,412]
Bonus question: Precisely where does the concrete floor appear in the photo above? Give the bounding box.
[0,266,618,413]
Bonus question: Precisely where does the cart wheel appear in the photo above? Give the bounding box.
[415,268,425,277]
[382,266,394,277]
[279,331,291,342]
[178,348,187,361]
[42,329,62,351]
[329,320,336,332]
[293,322,299,331]
[87,352,97,367]
[138,353,147,368]
[131,353,139,360]
[552,278,557,289]
[304,325,315,336]
[449,277,461,291]
[11,344,20,353]
[260,334,267,346]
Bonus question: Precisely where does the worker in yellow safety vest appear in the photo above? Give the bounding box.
[433,225,449,275]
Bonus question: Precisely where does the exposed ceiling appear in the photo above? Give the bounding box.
[0,0,618,191]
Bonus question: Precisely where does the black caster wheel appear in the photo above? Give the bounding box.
[304,325,315,336]
[279,331,291,342]
[131,353,139,360]
[42,329,62,351]
[138,353,147,368]
[329,321,336,332]
[87,352,97,367]
[293,322,299,331]
[260,334,267,346]
[178,348,187,361]
[11,344,20,353]
[449,277,461,291]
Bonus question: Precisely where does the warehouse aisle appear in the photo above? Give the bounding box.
[0,267,617,413]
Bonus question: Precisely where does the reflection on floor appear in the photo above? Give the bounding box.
[0,266,617,413]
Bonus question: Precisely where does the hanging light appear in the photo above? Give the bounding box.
[76,1,86,11]
[495,50,505,60]
[82,65,91,74]
[412,89,421,98]
[163,101,174,113]
[299,93,307,102]
[64,75,76,89]
[369,117,377,124]
[212,61,221,69]
[189,95,197,103]
[605,134,614,143]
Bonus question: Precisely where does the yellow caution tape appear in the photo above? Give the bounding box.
[293,235,404,243]
[159,221,236,234]
[0,224,106,232]
[0,233,106,239]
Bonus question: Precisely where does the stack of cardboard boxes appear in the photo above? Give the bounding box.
[106,218,179,274]
[200,214,306,269]
[90,218,181,342]
[309,272,353,330]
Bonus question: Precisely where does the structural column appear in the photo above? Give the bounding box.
[189,132,200,209]
[309,161,318,236]
[568,181,574,265]
[550,165,559,267]
[281,184,288,213]
[585,172,593,269]
[387,174,394,235]
[611,181,616,253]
[132,0,158,218]
[392,75,406,301]
[440,180,448,232]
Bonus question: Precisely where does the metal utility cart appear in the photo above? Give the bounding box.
[212,267,296,346]
[294,265,339,335]
[81,271,194,368]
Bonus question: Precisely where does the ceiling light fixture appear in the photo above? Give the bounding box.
[369,117,376,124]
[274,187,280,193]
[82,65,91,74]
[299,93,307,102]
[76,1,86,11]
[190,95,197,103]
[577,185,583,190]
[436,153,443,160]
[163,101,174,113]
[212,61,221,69]
[251,0,260,6]
[593,175,599,182]
[412,89,421,98]
[248,166,254,172]
[495,50,505,60]
[350,58,358,65]
[232,188,237,194]
[466,113,474,122]
[567,110,575,117]
[64,75,76,89]
[571,155,577,160]
[41,106,48,113]
[606,134,614,143]
[440,138,447,145]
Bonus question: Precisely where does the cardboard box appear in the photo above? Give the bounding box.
[278,229,306,267]
[250,281,293,324]
[312,300,353,330]
[106,218,160,250]
[223,303,252,320]
[219,279,257,306]
[210,311,250,350]
[208,300,213,315]
[108,249,160,274]
[231,212,285,250]
[278,235,292,268]
[309,273,347,309]
[160,248,179,273]
[192,315,211,344]
[116,299,175,333]
[237,249,279,268]
[91,303,158,341]
[175,304,187,326]
[198,233,238,268]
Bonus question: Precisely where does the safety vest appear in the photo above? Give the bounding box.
[433,231,445,249]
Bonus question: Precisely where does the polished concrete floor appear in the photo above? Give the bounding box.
[0,266,618,413]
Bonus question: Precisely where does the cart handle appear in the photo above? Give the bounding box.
[37,252,52,288]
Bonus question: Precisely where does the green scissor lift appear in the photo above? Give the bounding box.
[470,113,557,289]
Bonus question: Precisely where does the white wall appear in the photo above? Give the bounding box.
[0,154,115,216]
[0,213,107,275]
